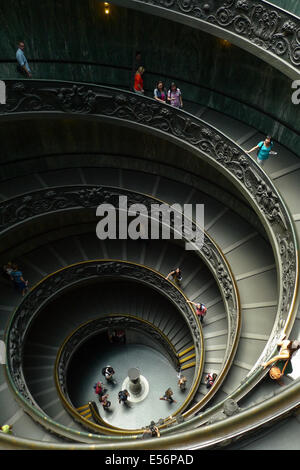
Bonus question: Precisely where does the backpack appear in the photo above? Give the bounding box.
[256,142,264,157]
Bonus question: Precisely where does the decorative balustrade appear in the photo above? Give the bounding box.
[110,0,300,77]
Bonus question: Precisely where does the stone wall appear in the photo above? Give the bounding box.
[0,0,298,154]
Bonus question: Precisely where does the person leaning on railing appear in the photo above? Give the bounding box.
[187,300,207,323]
[245,135,277,167]
[166,267,182,285]
[261,335,300,369]
[146,421,160,438]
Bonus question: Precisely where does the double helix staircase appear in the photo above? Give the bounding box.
[1,155,294,445]
[0,61,298,446]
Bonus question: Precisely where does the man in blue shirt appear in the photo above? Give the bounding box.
[16,41,32,78]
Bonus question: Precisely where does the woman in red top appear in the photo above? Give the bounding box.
[134,66,145,94]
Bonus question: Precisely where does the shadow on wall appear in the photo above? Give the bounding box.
[0,0,299,154]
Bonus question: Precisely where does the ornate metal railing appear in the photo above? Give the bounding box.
[110,0,300,78]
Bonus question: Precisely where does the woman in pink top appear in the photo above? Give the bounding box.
[167,82,183,108]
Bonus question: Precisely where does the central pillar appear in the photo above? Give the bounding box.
[122,367,149,403]
[128,367,142,395]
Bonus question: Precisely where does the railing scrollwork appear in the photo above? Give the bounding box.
[109,0,300,77]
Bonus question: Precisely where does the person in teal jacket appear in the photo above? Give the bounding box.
[245,135,277,167]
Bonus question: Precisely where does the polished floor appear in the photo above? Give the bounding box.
[67,341,190,429]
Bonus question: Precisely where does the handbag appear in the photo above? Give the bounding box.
[269,358,289,380]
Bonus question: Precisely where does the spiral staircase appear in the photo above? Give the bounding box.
[0,0,299,451]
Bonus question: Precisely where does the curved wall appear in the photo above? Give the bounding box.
[0,0,298,155]
[268,0,300,16]
[0,116,268,242]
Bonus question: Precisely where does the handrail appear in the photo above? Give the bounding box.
[109,0,300,79]
[0,60,298,141]
[0,379,299,449]
[89,401,107,426]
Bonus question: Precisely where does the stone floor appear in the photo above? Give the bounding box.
[68,342,190,429]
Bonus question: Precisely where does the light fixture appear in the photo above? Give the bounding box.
[220,39,231,47]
